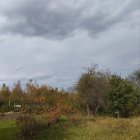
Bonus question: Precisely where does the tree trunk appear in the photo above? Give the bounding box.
[94,101,100,119]
[87,104,90,116]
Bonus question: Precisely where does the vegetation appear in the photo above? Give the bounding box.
[108,75,138,117]
[36,116,140,140]
[16,115,38,140]
[76,65,109,116]
[0,66,140,139]
[0,116,140,140]
[76,66,140,117]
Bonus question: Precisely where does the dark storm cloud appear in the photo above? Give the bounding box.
[0,0,139,39]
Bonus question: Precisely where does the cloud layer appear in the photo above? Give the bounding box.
[0,0,139,89]
[0,0,139,39]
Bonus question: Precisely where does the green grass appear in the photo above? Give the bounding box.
[36,124,86,140]
[0,120,15,140]
[0,116,140,140]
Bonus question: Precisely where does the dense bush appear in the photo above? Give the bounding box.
[16,115,38,140]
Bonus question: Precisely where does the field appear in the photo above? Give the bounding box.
[0,114,140,140]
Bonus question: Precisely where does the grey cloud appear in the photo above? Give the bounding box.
[0,72,54,83]
[0,28,139,88]
[0,0,139,89]
[30,73,55,81]
[0,0,139,39]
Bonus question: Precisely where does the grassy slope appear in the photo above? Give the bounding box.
[0,116,140,140]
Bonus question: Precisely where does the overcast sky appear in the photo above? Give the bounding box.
[0,0,140,89]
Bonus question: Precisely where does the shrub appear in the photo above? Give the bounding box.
[16,115,38,140]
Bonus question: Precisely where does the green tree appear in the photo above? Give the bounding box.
[108,75,137,118]
[128,69,140,114]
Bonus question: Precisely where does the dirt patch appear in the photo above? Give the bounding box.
[0,112,21,120]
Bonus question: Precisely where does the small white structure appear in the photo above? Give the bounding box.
[14,105,22,111]
[14,105,21,108]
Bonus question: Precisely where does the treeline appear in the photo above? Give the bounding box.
[0,80,78,114]
[0,66,140,118]
[76,66,140,118]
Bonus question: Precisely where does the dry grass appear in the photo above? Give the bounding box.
[35,115,140,140]
[81,116,140,140]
